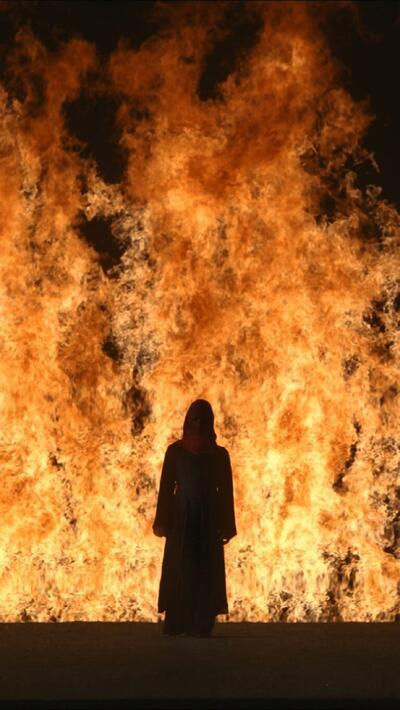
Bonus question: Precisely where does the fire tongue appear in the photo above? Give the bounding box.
[0,3,398,621]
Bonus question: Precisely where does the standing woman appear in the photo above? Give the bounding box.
[153,399,237,636]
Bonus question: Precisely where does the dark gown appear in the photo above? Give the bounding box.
[153,440,237,635]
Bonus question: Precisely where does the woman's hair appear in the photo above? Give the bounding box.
[183,399,217,440]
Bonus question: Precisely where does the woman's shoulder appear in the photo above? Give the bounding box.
[166,440,191,457]
[216,445,230,463]
[165,440,182,455]
[167,440,181,449]
[167,440,228,457]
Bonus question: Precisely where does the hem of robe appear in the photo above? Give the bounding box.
[158,604,229,615]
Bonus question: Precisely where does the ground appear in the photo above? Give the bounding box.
[0,622,398,708]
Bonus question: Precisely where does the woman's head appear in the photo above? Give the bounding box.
[183,399,216,441]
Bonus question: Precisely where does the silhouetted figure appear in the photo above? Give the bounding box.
[153,399,237,636]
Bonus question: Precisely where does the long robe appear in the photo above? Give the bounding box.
[153,440,236,634]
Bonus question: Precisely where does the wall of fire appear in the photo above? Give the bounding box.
[0,2,399,621]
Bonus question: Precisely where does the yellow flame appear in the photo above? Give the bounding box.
[0,2,399,621]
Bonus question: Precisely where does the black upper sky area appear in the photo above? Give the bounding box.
[0,0,399,207]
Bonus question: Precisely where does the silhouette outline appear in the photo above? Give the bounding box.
[153,399,237,636]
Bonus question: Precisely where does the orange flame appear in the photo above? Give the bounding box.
[0,2,399,621]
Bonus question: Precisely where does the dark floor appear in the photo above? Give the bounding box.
[0,622,398,709]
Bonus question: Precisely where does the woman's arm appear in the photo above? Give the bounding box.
[219,448,237,543]
[152,445,176,537]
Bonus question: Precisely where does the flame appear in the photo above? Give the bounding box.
[0,2,399,621]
